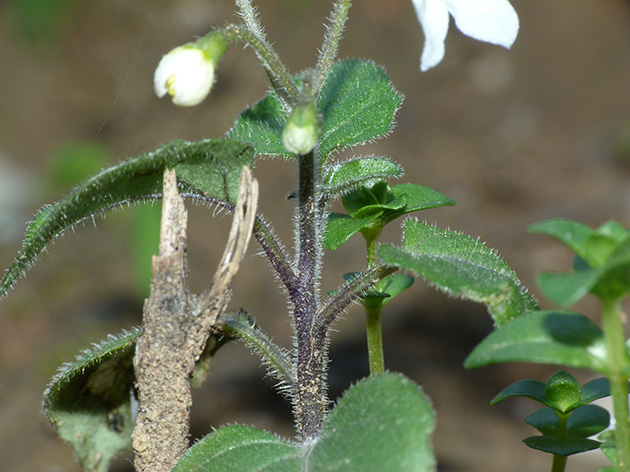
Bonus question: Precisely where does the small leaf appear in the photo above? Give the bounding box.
[379,220,537,326]
[174,373,436,472]
[529,219,596,264]
[491,379,546,405]
[545,370,581,413]
[323,156,404,197]
[464,311,608,372]
[580,377,611,405]
[228,93,292,159]
[1,138,254,299]
[317,59,403,161]
[44,328,142,472]
[566,405,610,438]
[323,212,380,250]
[523,436,601,456]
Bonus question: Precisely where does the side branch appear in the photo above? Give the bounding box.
[318,264,397,328]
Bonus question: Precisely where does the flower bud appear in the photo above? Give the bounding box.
[282,102,319,155]
[154,33,228,107]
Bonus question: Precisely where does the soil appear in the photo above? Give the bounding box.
[0,1,629,471]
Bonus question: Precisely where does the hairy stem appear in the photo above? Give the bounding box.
[235,0,265,40]
[314,0,353,93]
[601,298,630,471]
[218,25,298,104]
[292,150,328,440]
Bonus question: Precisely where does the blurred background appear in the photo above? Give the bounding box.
[0,0,629,470]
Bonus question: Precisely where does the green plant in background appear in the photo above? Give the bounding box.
[467,219,630,471]
[2,1,628,472]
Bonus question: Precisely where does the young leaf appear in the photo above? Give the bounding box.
[324,212,381,250]
[464,311,609,372]
[0,138,254,299]
[323,156,404,198]
[228,93,292,159]
[379,220,537,326]
[317,59,403,161]
[523,436,601,456]
[44,328,141,472]
[173,373,435,472]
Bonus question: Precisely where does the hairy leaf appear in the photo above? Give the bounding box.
[44,328,141,472]
[1,138,254,299]
[228,93,292,159]
[379,220,537,325]
[174,373,435,472]
[318,59,403,161]
[465,311,608,372]
[323,156,403,197]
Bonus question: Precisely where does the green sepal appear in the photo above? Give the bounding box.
[464,311,608,372]
[44,328,142,472]
[317,59,403,161]
[380,220,537,326]
[523,435,602,456]
[1,138,254,299]
[173,373,435,472]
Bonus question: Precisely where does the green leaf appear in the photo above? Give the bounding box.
[524,405,609,439]
[580,377,611,405]
[324,212,381,250]
[323,156,404,197]
[379,220,537,326]
[174,373,436,472]
[1,138,254,299]
[174,426,301,472]
[545,370,581,413]
[228,93,292,159]
[44,328,142,472]
[523,435,601,456]
[491,379,546,405]
[317,59,403,161]
[529,219,596,263]
[464,311,608,372]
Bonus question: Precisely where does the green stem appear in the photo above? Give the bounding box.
[550,454,567,472]
[314,0,353,93]
[217,25,298,103]
[601,298,630,471]
[365,303,385,375]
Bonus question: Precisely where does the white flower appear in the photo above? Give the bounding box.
[154,46,215,107]
[411,0,519,71]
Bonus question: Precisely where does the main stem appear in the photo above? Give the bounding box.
[601,298,630,471]
[293,150,328,440]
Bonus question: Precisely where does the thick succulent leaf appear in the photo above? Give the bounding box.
[464,311,609,372]
[323,156,404,197]
[523,436,601,456]
[228,93,292,159]
[317,59,403,161]
[44,328,141,472]
[174,373,436,472]
[1,138,254,299]
[379,220,537,326]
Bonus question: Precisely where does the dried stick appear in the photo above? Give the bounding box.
[132,167,258,472]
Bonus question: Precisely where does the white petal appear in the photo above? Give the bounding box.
[446,0,519,49]
[412,0,451,71]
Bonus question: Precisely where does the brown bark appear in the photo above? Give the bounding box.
[132,167,258,472]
